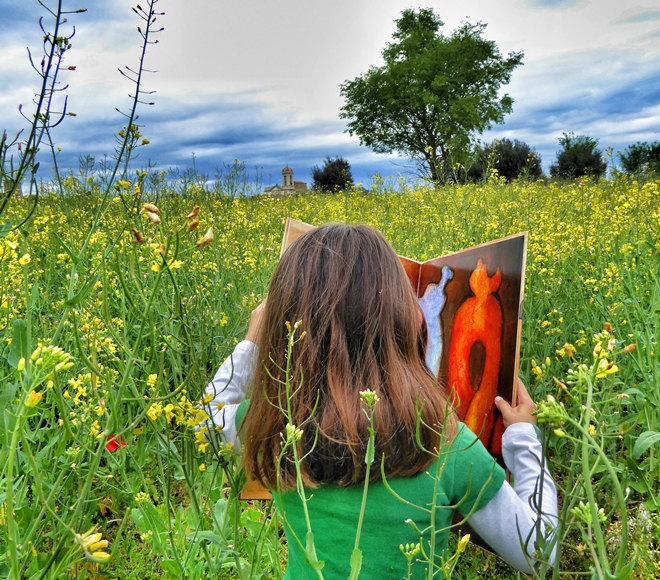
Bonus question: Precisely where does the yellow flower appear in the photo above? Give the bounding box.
[18,253,31,265]
[202,393,214,405]
[151,262,161,273]
[589,424,596,436]
[147,402,163,421]
[595,359,618,379]
[25,390,43,407]
[199,463,206,472]
[146,373,158,388]
[457,534,471,553]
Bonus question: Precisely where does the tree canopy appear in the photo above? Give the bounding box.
[340,8,524,183]
[311,156,354,192]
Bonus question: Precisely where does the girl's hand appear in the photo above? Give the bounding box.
[245,298,267,344]
[495,379,537,428]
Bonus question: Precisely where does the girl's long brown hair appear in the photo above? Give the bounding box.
[242,223,457,489]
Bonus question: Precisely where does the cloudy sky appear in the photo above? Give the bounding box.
[1,0,659,188]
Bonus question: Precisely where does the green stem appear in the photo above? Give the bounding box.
[5,401,27,579]
[580,377,609,577]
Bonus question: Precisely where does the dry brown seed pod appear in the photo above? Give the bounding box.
[145,211,161,224]
[196,227,214,248]
[187,205,200,220]
[131,227,145,243]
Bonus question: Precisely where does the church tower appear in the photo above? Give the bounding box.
[282,166,294,190]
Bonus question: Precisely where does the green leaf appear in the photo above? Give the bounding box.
[162,560,183,576]
[186,530,225,546]
[185,504,199,530]
[65,272,101,306]
[365,427,375,465]
[614,551,636,579]
[0,221,11,238]
[214,497,229,525]
[7,319,28,368]
[305,531,325,571]
[633,431,660,460]
[348,548,363,580]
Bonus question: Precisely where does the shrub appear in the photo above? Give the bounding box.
[550,133,607,179]
[468,138,543,182]
[311,156,354,192]
[619,141,660,175]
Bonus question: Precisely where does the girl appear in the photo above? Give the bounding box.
[205,223,557,579]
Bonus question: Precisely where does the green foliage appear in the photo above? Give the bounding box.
[619,142,660,176]
[311,156,354,192]
[468,138,544,182]
[550,133,607,179]
[340,8,524,183]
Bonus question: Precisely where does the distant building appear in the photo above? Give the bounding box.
[264,166,307,194]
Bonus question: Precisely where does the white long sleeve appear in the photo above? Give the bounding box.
[202,340,258,450]
[467,422,558,573]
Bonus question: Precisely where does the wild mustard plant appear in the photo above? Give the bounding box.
[535,324,639,579]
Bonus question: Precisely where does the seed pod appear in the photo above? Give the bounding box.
[196,227,214,248]
[131,227,145,243]
[145,211,161,225]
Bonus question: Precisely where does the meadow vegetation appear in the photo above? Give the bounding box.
[1,171,660,579]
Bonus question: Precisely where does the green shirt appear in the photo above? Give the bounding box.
[271,423,505,579]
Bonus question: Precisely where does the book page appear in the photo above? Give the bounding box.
[418,233,527,460]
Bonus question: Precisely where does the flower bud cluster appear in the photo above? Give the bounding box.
[284,422,303,445]
[570,500,606,526]
[399,541,421,561]
[359,389,381,408]
[534,394,567,428]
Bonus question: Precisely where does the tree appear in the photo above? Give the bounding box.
[467,138,543,182]
[340,9,524,183]
[311,156,354,192]
[619,141,660,175]
[550,133,607,179]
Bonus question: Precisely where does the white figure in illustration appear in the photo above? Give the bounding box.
[418,265,454,377]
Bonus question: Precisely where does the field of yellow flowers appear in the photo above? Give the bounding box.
[1,174,660,579]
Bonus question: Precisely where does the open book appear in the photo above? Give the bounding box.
[240,218,528,501]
